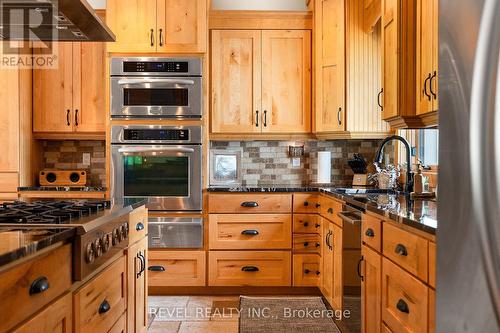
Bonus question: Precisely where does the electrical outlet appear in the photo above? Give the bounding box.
[292,157,301,167]
[82,153,91,166]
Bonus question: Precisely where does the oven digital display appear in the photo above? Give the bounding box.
[123,61,189,73]
[123,129,190,141]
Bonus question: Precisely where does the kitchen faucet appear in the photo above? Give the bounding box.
[374,135,414,193]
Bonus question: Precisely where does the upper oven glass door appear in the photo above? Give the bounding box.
[110,77,202,118]
[111,145,202,211]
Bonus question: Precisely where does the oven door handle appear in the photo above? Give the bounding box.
[118,147,195,154]
[117,78,195,86]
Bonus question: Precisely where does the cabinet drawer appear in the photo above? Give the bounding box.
[383,223,429,282]
[293,233,321,254]
[382,258,428,333]
[128,205,148,245]
[293,214,322,234]
[74,256,127,333]
[208,251,291,286]
[362,214,382,252]
[320,196,343,226]
[109,311,127,333]
[148,250,205,287]
[428,242,436,288]
[0,244,72,332]
[293,254,321,286]
[209,193,292,213]
[293,193,321,213]
[209,214,291,250]
[0,172,19,192]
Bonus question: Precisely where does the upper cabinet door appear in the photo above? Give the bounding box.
[33,42,74,133]
[416,0,435,116]
[157,0,207,53]
[211,30,262,134]
[381,0,399,120]
[106,0,157,53]
[261,30,311,133]
[72,42,106,133]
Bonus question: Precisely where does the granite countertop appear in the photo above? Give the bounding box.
[0,227,76,268]
[208,186,437,234]
[18,186,107,192]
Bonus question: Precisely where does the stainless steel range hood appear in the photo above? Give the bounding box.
[0,0,115,41]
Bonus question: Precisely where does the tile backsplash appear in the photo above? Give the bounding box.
[210,140,393,187]
[40,141,106,187]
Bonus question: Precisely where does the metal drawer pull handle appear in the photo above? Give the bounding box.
[150,28,154,46]
[241,230,259,236]
[396,299,410,314]
[241,266,259,272]
[255,110,259,127]
[395,244,408,256]
[365,228,375,237]
[99,300,111,314]
[74,109,79,126]
[137,253,145,278]
[148,266,166,272]
[241,201,259,208]
[136,222,145,231]
[377,88,384,111]
[29,276,49,295]
[66,109,71,126]
[357,256,364,281]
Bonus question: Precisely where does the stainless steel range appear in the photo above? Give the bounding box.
[0,200,138,280]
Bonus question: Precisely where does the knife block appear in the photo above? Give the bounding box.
[352,174,369,186]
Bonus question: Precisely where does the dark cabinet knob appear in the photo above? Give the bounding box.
[327,208,334,214]
[315,223,321,228]
[315,203,321,208]
[315,242,320,248]
[136,222,145,231]
[241,201,259,208]
[365,228,375,237]
[241,266,259,272]
[316,271,320,275]
[29,276,50,295]
[395,244,408,256]
[99,300,111,314]
[148,265,166,272]
[304,269,310,274]
[241,230,259,236]
[303,242,309,247]
[396,299,410,314]
[303,221,309,227]
[303,201,309,207]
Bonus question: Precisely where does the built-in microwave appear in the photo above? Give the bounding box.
[110,125,202,212]
[110,57,202,118]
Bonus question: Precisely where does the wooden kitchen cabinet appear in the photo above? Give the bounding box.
[148,251,206,287]
[361,245,382,333]
[322,220,343,310]
[314,0,346,134]
[293,254,321,286]
[107,0,207,53]
[127,237,148,333]
[211,29,311,135]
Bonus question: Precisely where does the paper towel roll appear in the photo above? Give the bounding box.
[317,151,331,184]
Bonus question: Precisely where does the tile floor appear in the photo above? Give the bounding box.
[148,296,240,333]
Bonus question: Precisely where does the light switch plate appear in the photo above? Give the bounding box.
[82,153,91,166]
[292,157,301,167]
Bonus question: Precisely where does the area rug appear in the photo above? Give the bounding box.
[239,296,342,333]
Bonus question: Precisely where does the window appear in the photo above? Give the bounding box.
[397,129,439,168]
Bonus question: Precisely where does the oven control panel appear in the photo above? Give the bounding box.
[123,61,189,73]
[124,129,190,141]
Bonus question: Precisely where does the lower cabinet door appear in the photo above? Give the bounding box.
[12,293,72,333]
[73,256,127,333]
[148,250,206,287]
[293,254,321,286]
[109,311,127,333]
[382,258,428,333]
[127,237,148,333]
[331,223,343,311]
[361,245,382,333]
[209,251,291,286]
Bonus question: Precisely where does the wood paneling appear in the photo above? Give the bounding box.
[12,293,72,333]
[0,67,20,171]
[416,0,434,116]
[148,251,206,286]
[209,214,292,250]
[364,0,382,33]
[381,0,399,120]
[293,193,321,213]
[428,241,436,288]
[0,172,19,192]
[293,214,322,234]
[346,0,390,134]
[209,10,313,30]
[74,256,127,333]
[293,233,321,254]
[0,244,72,333]
[429,288,435,333]
[209,193,292,213]
[108,312,127,333]
[293,254,321,286]
[208,251,291,286]
[261,30,311,133]
[361,245,382,333]
[211,30,262,134]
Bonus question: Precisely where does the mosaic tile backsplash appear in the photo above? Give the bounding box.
[210,140,393,187]
[41,141,106,187]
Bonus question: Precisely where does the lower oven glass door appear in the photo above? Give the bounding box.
[111,145,202,211]
[148,217,203,249]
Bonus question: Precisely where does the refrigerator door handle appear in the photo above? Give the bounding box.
[470,0,500,321]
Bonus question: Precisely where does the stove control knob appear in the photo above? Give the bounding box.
[112,228,119,245]
[116,227,123,243]
[85,243,95,264]
[92,239,103,258]
[121,224,128,239]
[101,234,111,253]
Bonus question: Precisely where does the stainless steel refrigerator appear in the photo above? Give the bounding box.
[439,0,500,331]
